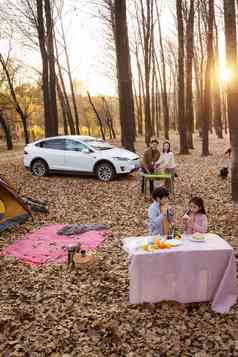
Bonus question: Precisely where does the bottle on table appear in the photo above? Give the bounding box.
[167,223,175,240]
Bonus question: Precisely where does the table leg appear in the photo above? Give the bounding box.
[149,179,154,196]
[141,176,145,193]
[171,178,175,198]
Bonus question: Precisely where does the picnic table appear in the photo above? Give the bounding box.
[141,172,174,197]
[123,233,238,313]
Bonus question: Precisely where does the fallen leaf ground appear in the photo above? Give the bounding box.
[1,133,238,357]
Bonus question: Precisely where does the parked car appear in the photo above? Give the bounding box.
[24,135,140,181]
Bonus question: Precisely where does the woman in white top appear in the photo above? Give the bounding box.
[155,141,176,190]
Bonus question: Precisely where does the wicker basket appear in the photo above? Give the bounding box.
[73,253,96,269]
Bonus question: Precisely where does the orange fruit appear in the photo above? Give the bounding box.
[154,239,161,248]
[143,244,149,251]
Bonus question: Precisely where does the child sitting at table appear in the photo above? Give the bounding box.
[182,197,208,234]
[149,187,174,236]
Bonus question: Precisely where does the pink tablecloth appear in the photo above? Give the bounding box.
[128,234,238,313]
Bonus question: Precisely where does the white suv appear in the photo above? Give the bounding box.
[24,135,140,181]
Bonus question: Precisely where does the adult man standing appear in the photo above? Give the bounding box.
[141,137,160,194]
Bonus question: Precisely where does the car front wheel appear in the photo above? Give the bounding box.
[95,162,115,181]
[31,159,49,177]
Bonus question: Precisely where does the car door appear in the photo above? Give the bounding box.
[36,138,66,170]
[64,139,96,172]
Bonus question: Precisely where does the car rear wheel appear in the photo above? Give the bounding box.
[31,159,49,177]
[95,162,115,182]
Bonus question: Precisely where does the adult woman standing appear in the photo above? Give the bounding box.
[155,141,176,190]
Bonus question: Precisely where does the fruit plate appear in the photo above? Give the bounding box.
[165,239,182,246]
[189,236,206,243]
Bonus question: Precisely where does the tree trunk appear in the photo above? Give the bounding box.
[213,22,223,139]
[185,0,195,149]
[193,49,202,132]
[222,90,228,134]
[87,92,105,140]
[56,77,69,135]
[157,6,169,140]
[224,0,238,203]
[143,1,153,145]
[0,54,29,144]
[114,0,136,151]
[137,76,143,136]
[151,36,156,137]
[155,76,160,137]
[60,20,80,134]
[195,2,205,134]
[132,79,141,137]
[36,0,53,138]
[0,111,13,150]
[136,0,153,145]
[102,97,116,139]
[176,0,189,154]
[44,0,58,136]
[54,40,76,135]
[202,0,214,156]
[135,43,144,136]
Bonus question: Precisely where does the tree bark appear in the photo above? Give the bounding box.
[44,0,58,136]
[0,110,13,150]
[157,5,169,140]
[114,0,136,151]
[151,30,156,137]
[155,76,160,137]
[56,77,69,135]
[224,0,238,203]
[132,80,141,136]
[36,0,54,137]
[142,0,153,145]
[102,97,116,139]
[176,0,189,154]
[135,43,144,136]
[60,19,80,134]
[202,0,214,156]
[55,51,76,135]
[0,54,29,144]
[213,21,223,138]
[87,92,105,140]
[193,48,202,132]
[185,0,195,149]
[195,2,205,133]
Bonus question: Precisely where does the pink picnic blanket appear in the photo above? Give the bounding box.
[0,224,105,266]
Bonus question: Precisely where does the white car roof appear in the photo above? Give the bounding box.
[31,135,100,144]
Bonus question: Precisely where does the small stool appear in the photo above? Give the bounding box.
[141,173,174,198]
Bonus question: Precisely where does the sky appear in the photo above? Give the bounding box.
[0,0,228,96]
[62,3,117,96]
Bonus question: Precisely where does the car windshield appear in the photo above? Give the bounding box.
[82,139,113,151]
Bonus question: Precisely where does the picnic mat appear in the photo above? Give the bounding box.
[0,224,106,266]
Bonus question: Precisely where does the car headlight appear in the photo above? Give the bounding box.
[112,157,130,161]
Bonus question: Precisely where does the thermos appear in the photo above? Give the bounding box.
[167,223,175,240]
[67,243,81,268]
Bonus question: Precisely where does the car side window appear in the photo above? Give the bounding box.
[65,140,90,152]
[36,139,66,150]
